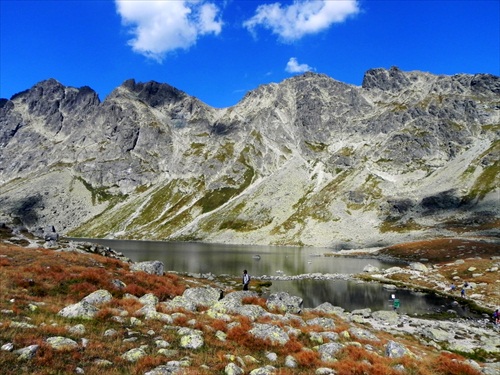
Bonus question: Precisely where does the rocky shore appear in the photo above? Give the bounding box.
[1,224,499,374]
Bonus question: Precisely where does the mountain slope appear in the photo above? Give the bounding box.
[0,67,498,248]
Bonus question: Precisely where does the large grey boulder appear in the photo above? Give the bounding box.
[182,287,222,307]
[311,302,345,316]
[409,262,428,272]
[58,301,99,319]
[306,317,335,329]
[207,290,264,320]
[249,323,289,345]
[349,327,379,342]
[122,347,147,362]
[316,342,344,362]
[130,261,164,275]
[81,289,113,305]
[144,364,184,375]
[139,293,159,306]
[249,365,277,375]
[371,310,399,325]
[163,295,198,312]
[422,327,455,342]
[178,327,204,349]
[266,292,303,314]
[385,340,412,358]
[14,345,39,360]
[46,337,79,351]
[225,362,244,375]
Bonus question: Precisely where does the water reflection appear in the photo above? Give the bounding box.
[272,279,474,317]
[73,238,477,317]
[75,239,395,276]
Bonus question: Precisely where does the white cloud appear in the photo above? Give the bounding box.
[244,0,359,42]
[115,0,223,62]
[285,57,313,73]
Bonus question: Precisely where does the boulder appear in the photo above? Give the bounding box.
[422,327,454,342]
[385,340,411,358]
[409,262,428,272]
[122,347,147,362]
[58,301,99,319]
[14,345,39,360]
[249,365,277,375]
[182,287,222,307]
[178,327,204,349]
[46,336,78,351]
[249,323,289,345]
[225,362,244,375]
[316,342,344,362]
[349,327,379,342]
[371,310,399,325]
[266,292,303,314]
[81,289,112,305]
[130,261,164,275]
[306,317,335,329]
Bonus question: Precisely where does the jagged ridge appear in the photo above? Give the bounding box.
[0,67,498,248]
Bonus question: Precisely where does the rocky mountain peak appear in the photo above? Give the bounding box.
[0,69,498,248]
[470,73,500,95]
[361,66,411,91]
[118,78,188,108]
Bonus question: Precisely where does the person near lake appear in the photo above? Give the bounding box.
[243,269,250,291]
[393,297,400,311]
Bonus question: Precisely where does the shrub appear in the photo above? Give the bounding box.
[294,349,320,367]
[429,352,482,375]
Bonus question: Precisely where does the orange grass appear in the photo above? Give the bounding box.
[0,238,497,375]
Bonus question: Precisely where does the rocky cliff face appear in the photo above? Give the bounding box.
[1,67,498,248]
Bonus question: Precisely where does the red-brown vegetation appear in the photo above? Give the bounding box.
[1,235,497,375]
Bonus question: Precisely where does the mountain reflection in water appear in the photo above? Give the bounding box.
[73,238,478,318]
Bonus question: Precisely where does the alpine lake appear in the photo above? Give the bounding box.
[74,238,481,319]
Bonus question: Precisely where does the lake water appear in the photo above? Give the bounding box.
[75,238,479,318]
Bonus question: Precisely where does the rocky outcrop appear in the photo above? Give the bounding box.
[4,286,498,374]
[0,69,498,248]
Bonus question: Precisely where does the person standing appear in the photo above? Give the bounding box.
[243,269,250,290]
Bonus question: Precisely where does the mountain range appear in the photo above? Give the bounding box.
[1,67,498,249]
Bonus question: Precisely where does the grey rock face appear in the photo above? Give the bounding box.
[0,69,498,248]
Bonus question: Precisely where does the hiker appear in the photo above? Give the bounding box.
[450,283,456,292]
[493,309,499,325]
[461,287,466,297]
[393,297,400,311]
[242,269,250,291]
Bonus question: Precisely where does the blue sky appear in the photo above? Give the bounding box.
[1,0,499,108]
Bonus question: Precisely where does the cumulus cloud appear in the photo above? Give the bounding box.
[244,0,359,42]
[285,57,313,73]
[115,0,223,62]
